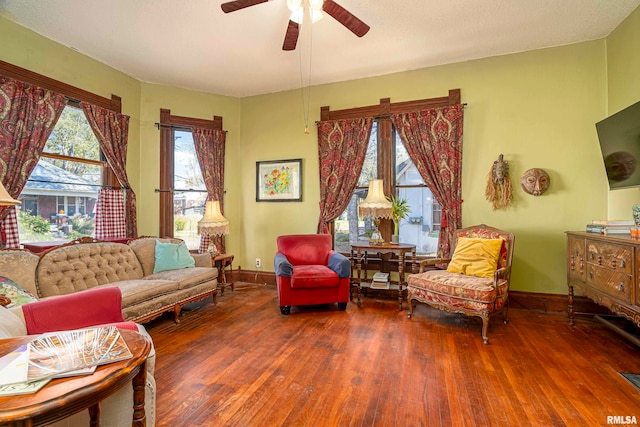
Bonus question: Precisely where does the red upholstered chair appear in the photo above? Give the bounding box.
[274,234,351,315]
[406,224,515,344]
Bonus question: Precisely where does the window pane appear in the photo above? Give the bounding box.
[358,121,378,187]
[20,159,100,242]
[395,187,439,256]
[19,106,101,244]
[44,107,100,160]
[173,130,207,250]
[395,135,425,185]
[395,133,437,256]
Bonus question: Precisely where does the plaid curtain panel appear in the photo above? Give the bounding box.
[199,233,211,254]
[2,209,20,248]
[95,189,127,240]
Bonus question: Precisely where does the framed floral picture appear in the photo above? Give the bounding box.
[256,158,302,202]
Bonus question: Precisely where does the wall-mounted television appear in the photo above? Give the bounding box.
[596,99,640,190]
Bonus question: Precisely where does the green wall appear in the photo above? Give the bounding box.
[606,6,640,220]
[4,8,640,294]
[240,41,608,294]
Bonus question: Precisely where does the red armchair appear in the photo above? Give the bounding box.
[274,234,351,315]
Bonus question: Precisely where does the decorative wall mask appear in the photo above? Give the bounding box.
[485,154,513,210]
[520,168,550,196]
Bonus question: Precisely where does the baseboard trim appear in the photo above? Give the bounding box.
[228,270,608,315]
[509,290,609,315]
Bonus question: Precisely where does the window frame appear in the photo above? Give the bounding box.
[320,89,461,250]
[158,109,223,238]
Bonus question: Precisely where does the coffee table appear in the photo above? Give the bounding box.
[0,329,151,426]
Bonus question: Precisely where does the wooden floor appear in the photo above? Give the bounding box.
[145,283,640,427]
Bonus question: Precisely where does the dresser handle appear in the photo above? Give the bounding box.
[618,282,625,292]
[589,271,593,279]
[590,252,595,260]
[620,259,626,268]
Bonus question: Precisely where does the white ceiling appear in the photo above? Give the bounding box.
[1,0,639,98]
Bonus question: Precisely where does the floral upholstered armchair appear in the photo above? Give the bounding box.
[406,224,515,344]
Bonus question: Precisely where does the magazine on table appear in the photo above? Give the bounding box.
[0,326,132,395]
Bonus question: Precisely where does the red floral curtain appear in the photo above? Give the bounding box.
[317,117,373,234]
[0,76,65,247]
[192,127,226,253]
[391,105,464,257]
[81,102,137,238]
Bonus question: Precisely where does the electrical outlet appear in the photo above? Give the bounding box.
[255,258,261,268]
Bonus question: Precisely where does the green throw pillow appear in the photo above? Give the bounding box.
[153,240,195,274]
[0,276,38,308]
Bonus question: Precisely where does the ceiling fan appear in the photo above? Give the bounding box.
[220,0,370,51]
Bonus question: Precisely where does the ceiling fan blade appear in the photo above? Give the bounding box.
[220,0,268,13]
[282,20,300,51]
[322,0,370,37]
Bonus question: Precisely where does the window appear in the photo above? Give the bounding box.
[171,129,207,250]
[18,105,107,243]
[333,121,440,256]
[159,109,224,251]
[326,91,461,257]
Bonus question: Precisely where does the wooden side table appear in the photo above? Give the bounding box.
[213,253,234,294]
[350,242,417,311]
[0,329,151,426]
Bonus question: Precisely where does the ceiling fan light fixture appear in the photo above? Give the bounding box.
[309,0,324,11]
[290,8,304,24]
[287,0,302,12]
[310,9,323,23]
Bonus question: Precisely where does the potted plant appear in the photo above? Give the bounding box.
[391,197,410,244]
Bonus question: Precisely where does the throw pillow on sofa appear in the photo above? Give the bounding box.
[153,240,195,273]
[0,276,38,308]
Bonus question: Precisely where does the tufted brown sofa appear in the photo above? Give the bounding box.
[0,237,218,324]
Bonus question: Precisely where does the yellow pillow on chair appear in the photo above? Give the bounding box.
[446,237,503,278]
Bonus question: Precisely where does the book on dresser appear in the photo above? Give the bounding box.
[587,220,634,234]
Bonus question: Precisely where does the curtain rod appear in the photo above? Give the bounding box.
[316,103,468,123]
[154,188,209,193]
[27,178,128,190]
[154,122,228,133]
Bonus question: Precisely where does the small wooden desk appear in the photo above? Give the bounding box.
[213,253,234,293]
[0,329,151,426]
[350,242,417,311]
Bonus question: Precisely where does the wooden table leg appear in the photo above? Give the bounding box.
[398,252,405,311]
[356,248,363,308]
[132,361,147,427]
[88,403,100,427]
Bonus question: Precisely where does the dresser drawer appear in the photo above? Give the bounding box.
[586,263,632,303]
[586,240,633,275]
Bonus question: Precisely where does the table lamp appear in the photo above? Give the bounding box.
[358,179,392,245]
[197,200,229,254]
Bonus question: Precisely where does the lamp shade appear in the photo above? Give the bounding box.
[358,179,392,219]
[0,181,20,206]
[197,200,229,236]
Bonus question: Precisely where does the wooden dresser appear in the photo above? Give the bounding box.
[566,231,640,328]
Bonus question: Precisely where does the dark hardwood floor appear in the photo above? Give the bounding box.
[145,283,640,426]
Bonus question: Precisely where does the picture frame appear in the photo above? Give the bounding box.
[256,158,302,202]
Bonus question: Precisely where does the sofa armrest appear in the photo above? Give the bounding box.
[192,252,213,267]
[274,253,293,277]
[21,287,126,334]
[328,252,351,278]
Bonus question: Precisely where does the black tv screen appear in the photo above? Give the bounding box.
[596,99,640,189]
